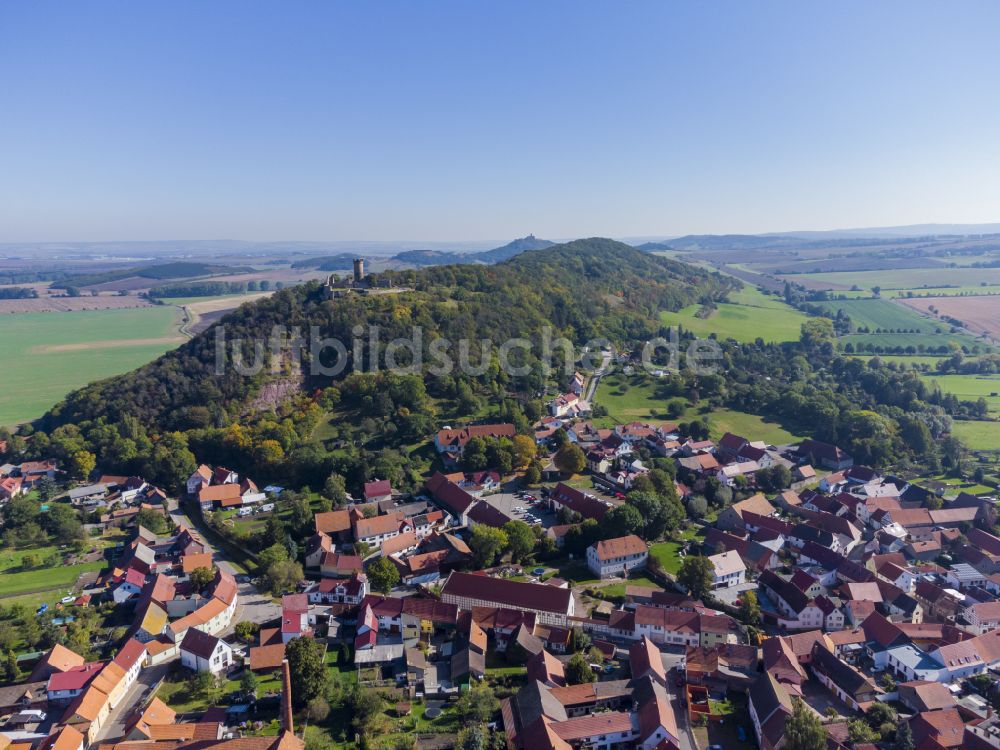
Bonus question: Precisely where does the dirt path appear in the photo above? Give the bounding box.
[30,336,186,353]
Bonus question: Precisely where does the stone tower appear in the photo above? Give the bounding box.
[352,257,365,283]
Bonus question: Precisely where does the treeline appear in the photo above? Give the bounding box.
[51,261,255,290]
[148,280,282,297]
[0,287,39,299]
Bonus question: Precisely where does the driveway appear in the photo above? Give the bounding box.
[93,661,171,742]
[711,581,757,606]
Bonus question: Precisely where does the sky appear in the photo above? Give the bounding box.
[2,1,1000,243]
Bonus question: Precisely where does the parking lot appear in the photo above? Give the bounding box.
[478,491,558,528]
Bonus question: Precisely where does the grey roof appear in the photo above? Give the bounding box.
[68,483,108,499]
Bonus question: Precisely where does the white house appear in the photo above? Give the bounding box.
[708,550,746,589]
[179,628,233,675]
[587,535,648,579]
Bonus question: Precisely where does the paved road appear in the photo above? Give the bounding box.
[93,661,171,742]
[168,503,280,632]
[660,652,698,750]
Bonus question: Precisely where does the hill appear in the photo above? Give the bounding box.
[289,254,360,271]
[391,235,555,266]
[36,238,732,489]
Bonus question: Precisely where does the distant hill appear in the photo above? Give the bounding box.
[475,234,555,263]
[289,254,359,271]
[633,241,675,253]
[392,235,555,266]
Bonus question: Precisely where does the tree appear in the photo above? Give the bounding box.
[135,507,170,535]
[3,649,19,681]
[190,566,216,590]
[305,696,330,723]
[848,719,879,744]
[323,474,348,506]
[785,697,826,750]
[865,701,897,732]
[895,720,915,750]
[456,725,488,750]
[469,525,508,568]
[512,435,536,469]
[190,671,222,704]
[605,504,643,538]
[285,636,327,709]
[739,590,761,628]
[265,559,303,595]
[524,462,541,485]
[240,670,259,696]
[69,450,96,480]
[553,442,586,475]
[456,683,499,723]
[502,520,535,563]
[564,653,596,685]
[234,621,259,643]
[259,543,290,570]
[367,556,400,594]
[677,556,714,602]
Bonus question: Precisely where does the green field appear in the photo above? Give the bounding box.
[659,286,809,343]
[782,267,1000,291]
[593,375,802,444]
[812,297,989,353]
[922,374,1000,414]
[848,354,947,367]
[921,373,1000,451]
[951,421,1000,451]
[0,556,105,599]
[0,306,183,426]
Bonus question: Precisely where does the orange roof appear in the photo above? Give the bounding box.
[43,643,86,673]
[90,662,126,696]
[315,510,351,534]
[198,484,242,503]
[182,553,214,574]
[47,726,85,750]
[65,683,110,722]
[592,534,646,561]
[249,643,286,671]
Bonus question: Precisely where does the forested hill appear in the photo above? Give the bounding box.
[39,238,733,437]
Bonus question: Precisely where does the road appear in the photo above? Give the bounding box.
[660,652,698,750]
[582,349,614,404]
[93,661,171,742]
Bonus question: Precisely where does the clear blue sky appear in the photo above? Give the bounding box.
[2,1,999,242]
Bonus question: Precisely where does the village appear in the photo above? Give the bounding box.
[1,365,1000,750]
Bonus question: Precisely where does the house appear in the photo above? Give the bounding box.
[963,601,1000,635]
[547,483,609,521]
[748,673,793,750]
[586,535,648,579]
[897,680,957,713]
[809,643,879,710]
[707,550,746,589]
[180,628,233,674]
[716,494,776,533]
[67,483,109,507]
[798,439,853,470]
[441,571,575,626]
[363,479,393,504]
[434,423,516,461]
[908,709,966,750]
[307,573,368,605]
[198,483,243,511]
[320,552,363,578]
[186,465,212,496]
[0,475,24,500]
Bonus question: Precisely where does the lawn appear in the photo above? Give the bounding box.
[0,558,105,599]
[0,306,184,426]
[649,541,685,575]
[659,286,809,344]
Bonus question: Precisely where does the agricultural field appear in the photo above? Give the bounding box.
[812,297,990,354]
[659,286,809,344]
[899,295,1000,341]
[0,306,184,426]
[920,373,1000,451]
[779,266,1000,292]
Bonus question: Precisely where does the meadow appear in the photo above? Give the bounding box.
[593,373,803,444]
[0,306,183,426]
[659,286,809,344]
[920,373,1000,451]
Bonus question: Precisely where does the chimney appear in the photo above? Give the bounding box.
[281,658,294,735]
